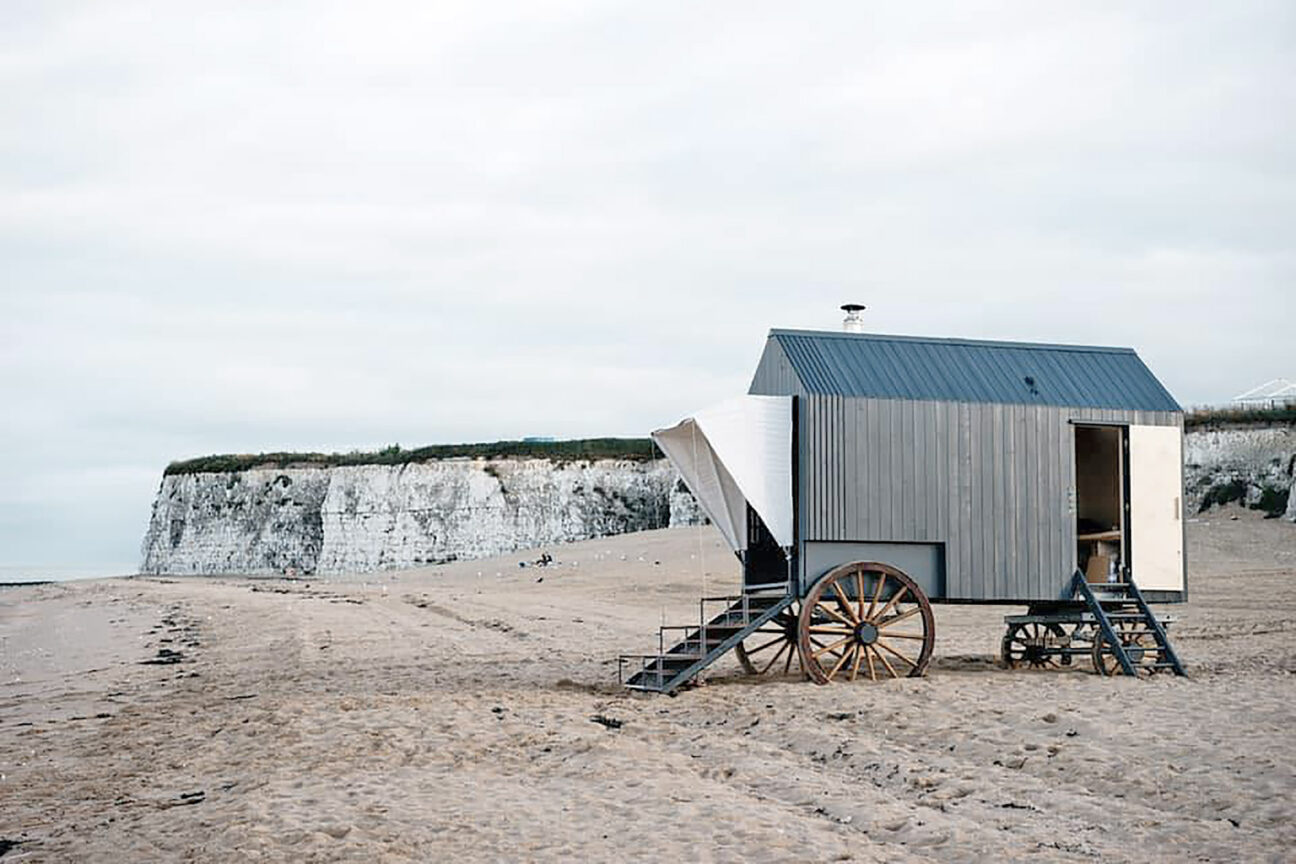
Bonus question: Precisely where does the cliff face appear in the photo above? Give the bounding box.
[141,459,697,575]
[1184,426,1295,521]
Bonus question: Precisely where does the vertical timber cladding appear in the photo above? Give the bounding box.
[799,394,1180,602]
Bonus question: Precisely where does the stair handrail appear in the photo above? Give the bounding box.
[1071,570,1138,677]
[1124,578,1187,676]
[629,593,796,693]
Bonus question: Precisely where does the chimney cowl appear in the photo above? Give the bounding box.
[841,303,866,333]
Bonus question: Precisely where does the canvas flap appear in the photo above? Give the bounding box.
[652,395,793,552]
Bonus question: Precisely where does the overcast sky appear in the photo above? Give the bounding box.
[2,2,1292,569]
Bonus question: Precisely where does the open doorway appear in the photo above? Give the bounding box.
[743,504,790,592]
[1074,425,1127,584]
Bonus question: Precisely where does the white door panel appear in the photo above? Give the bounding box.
[1128,425,1185,592]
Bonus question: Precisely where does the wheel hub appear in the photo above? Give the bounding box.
[854,621,879,645]
[1023,643,1049,664]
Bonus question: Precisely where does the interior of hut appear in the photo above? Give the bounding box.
[1074,424,1126,583]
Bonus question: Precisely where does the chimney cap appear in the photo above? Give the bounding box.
[841,303,867,333]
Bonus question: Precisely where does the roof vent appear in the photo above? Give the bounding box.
[841,303,866,333]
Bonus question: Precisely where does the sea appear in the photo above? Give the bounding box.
[0,564,138,585]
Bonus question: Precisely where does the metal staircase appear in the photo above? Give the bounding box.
[1071,571,1185,677]
[620,593,794,693]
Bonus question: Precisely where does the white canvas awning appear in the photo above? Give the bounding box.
[651,395,793,553]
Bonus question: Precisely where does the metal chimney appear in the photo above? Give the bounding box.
[841,303,866,333]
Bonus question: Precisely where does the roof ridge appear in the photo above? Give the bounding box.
[770,328,1137,355]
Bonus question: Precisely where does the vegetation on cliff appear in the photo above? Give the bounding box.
[1185,405,1296,430]
[164,439,663,476]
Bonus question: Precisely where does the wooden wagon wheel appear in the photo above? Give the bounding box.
[1091,619,1166,676]
[1001,622,1068,670]
[735,603,802,677]
[797,562,935,684]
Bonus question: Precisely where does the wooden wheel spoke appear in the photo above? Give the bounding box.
[825,645,853,681]
[784,641,796,674]
[815,601,855,628]
[849,641,865,681]
[812,635,853,659]
[856,571,866,622]
[876,606,920,628]
[874,586,909,621]
[874,644,900,678]
[866,572,887,620]
[743,635,787,657]
[865,644,878,681]
[881,631,927,640]
[808,625,852,634]
[758,641,789,675]
[875,639,917,669]
[736,603,802,676]
[830,583,859,624]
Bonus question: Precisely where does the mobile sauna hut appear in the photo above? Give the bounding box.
[621,316,1187,692]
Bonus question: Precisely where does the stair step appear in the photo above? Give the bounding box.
[636,659,694,672]
[1071,570,1186,678]
[624,593,796,693]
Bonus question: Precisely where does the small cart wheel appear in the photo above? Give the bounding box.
[797,562,935,684]
[1091,620,1167,676]
[1001,622,1068,670]
[734,603,802,677]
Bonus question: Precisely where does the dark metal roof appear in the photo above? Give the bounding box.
[770,329,1182,412]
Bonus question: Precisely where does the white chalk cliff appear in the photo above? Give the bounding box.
[141,459,700,575]
[1184,426,1295,520]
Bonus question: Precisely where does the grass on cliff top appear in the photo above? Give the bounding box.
[1184,404,1296,430]
[164,439,663,476]
[163,405,1294,475]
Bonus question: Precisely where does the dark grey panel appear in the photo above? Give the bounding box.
[1141,590,1186,604]
[802,541,946,600]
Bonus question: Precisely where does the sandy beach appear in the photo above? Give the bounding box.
[2,508,1293,862]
